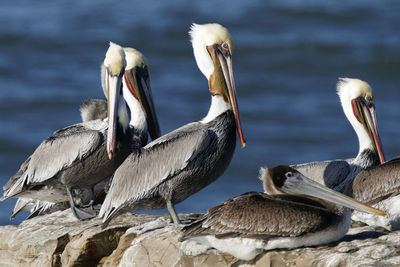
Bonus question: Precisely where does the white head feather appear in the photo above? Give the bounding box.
[189,23,233,79]
[336,78,375,154]
[337,78,372,102]
[124,47,148,70]
[104,42,126,76]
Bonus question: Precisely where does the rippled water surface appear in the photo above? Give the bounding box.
[1,0,400,225]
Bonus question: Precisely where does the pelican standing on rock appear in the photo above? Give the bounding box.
[292,78,385,192]
[180,165,386,261]
[1,42,161,220]
[10,99,109,220]
[99,23,246,226]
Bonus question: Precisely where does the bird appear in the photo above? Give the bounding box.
[10,98,109,220]
[346,157,400,230]
[103,46,161,149]
[179,165,386,261]
[1,42,161,220]
[99,23,246,226]
[292,78,385,193]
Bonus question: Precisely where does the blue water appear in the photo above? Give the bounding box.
[1,0,400,225]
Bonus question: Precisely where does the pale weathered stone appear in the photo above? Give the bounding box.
[0,210,154,267]
[1,210,400,267]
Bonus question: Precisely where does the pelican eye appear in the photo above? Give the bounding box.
[222,42,229,49]
[285,172,293,178]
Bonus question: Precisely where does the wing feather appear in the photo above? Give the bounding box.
[350,157,400,204]
[181,192,334,240]
[100,122,214,218]
[3,123,104,199]
[26,128,103,184]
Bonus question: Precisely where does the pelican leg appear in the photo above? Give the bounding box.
[166,200,181,224]
[66,187,96,220]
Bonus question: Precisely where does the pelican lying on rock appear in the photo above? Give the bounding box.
[292,78,385,192]
[99,23,246,226]
[1,42,161,220]
[180,165,386,261]
[346,157,400,230]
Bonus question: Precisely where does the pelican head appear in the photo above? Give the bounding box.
[337,78,385,164]
[122,47,161,141]
[189,23,245,147]
[259,165,387,216]
[103,42,126,159]
[79,99,107,122]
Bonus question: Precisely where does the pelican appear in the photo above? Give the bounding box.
[10,99,109,219]
[292,78,385,192]
[1,42,161,220]
[346,157,400,230]
[99,23,246,226]
[79,98,107,122]
[180,165,386,261]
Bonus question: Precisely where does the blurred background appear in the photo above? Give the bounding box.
[0,0,399,225]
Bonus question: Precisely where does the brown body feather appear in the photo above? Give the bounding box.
[180,192,337,240]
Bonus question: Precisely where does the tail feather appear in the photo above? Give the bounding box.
[2,157,31,201]
[10,198,33,219]
[101,207,119,229]
[1,175,26,201]
[4,157,30,192]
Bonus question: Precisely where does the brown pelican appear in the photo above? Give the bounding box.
[99,23,246,226]
[10,99,109,220]
[1,42,161,220]
[180,165,386,261]
[346,157,400,230]
[292,78,385,192]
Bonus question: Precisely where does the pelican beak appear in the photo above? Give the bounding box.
[106,69,123,159]
[352,97,385,163]
[212,44,246,147]
[124,66,161,140]
[282,173,387,216]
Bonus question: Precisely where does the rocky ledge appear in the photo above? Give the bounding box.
[0,210,399,267]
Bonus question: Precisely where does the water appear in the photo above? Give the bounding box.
[0,0,399,225]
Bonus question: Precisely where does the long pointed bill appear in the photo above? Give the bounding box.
[106,71,123,159]
[216,49,246,147]
[361,101,385,163]
[282,173,387,216]
[124,67,161,140]
[352,98,385,163]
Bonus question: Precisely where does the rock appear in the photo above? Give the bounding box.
[0,210,159,267]
[0,210,400,266]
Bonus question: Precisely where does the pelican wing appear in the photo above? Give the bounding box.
[2,122,105,199]
[181,192,335,240]
[27,126,103,184]
[100,121,215,218]
[350,157,400,205]
[291,160,350,189]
